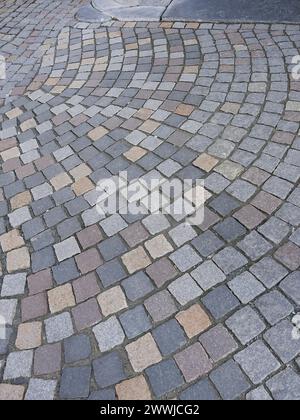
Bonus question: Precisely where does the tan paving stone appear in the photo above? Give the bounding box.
[121,246,151,274]
[6,107,23,119]
[0,384,25,400]
[10,191,32,210]
[215,161,244,180]
[134,108,153,121]
[7,247,30,273]
[15,322,42,350]
[126,333,162,372]
[88,126,108,141]
[97,286,128,317]
[176,104,194,116]
[193,153,219,172]
[145,235,174,259]
[0,229,24,252]
[70,163,92,180]
[72,177,94,196]
[221,102,241,114]
[1,147,20,161]
[139,120,160,134]
[116,375,152,400]
[47,284,76,314]
[20,118,36,132]
[50,173,72,190]
[176,304,211,338]
[124,147,147,162]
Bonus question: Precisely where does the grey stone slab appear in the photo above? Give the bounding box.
[202,286,240,320]
[122,272,154,302]
[255,291,293,326]
[163,0,300,22]
[267,368,300,401]
[119,306,152,339]
[191,261,226,291]
[64,335,91,363]
[234,341,281,385]
[264,320,300,364]
[4,350,33,379]
[180,378,220,400]
[250,257,288,289]
[93,317,125,352]
[210,360,251,401]
[246,386,272,401]
[146,359,184,398]
[153,319,187,356]
[60,366,91,399]
[93,351,126,388]
[88,389,116,400]
[199,325,238,363]
[238,232,273,261]
[213,247,248,275]
[226,306,266,345]
[280,271,300,305]
[25,379,57,400]
[228,271,265,304]
[0,327,13,355]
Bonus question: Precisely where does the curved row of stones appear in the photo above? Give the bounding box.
[0,0,300,401]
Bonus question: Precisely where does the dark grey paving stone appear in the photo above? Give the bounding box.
[96,260,127,287]
[60,366,91,399]
[119,305,152,339]
[93,352,126,389]
[98,236,128,261]
[146,359,184,398]
[192,231,224,258]
[88,389,116,400]
[121,272,154,302]
[31,229,55,252]
[180,378,220,400]
[76,5,110,23]
[210,360,251,400]
[255,291,293,326]
[53,258,80,285]
[202,286,240,320]
[31,247,56,272]
[64,335,91,363]
[164,0,300,22]
[153,319,187,356]
[214,218,246,243]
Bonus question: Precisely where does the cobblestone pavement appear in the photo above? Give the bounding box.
[0,0,300,401]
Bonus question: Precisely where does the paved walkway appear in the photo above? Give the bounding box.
[0,0,300,401]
